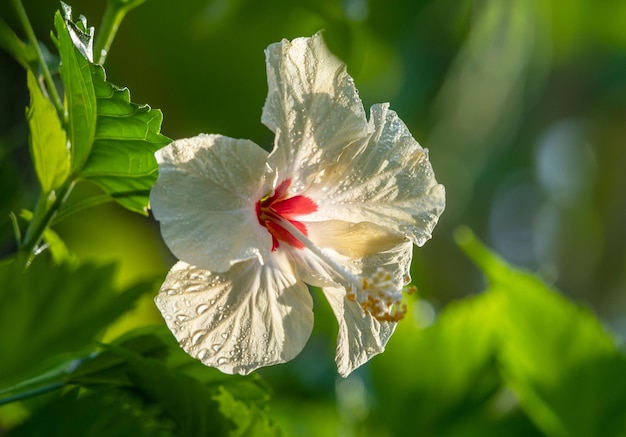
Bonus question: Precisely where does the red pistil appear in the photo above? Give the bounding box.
[256,179,317,251]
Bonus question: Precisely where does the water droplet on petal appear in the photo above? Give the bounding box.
[217,357,229,365]
[196,304,210,314]
[212,344,221,352]
[191,329,208,345]
[197,349,209,360]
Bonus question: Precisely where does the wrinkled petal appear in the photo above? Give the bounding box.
[305,103,445,247]
[262,32,368,188]
[155,255,314,375]
[321,241,413,376]
[322,287,396,377]
[150,134,272,272]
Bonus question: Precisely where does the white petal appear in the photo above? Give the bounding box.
[150,134,272,272]
[306,103,446,247]
[321,241,413,376]
[262,32,368,188]
[155,255,314,375]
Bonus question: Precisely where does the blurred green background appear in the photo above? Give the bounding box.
[2,0,626,435]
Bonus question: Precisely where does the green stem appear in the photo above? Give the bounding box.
[94,0,146,65]
[10,0,65,118]
[19,180,76,269]
[0,382,63,406]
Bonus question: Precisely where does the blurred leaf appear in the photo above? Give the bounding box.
[79,63,169,214]
[54,10,97,173]
[456,226,626,437]
[214,386,282,437]
[25,70,69,193]
[4,326,280,436]
[6,388,174,437]
[372,294,510,436]
[0,258,153,387]
[0,16,37,71]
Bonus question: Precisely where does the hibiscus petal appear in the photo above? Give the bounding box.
[155,256,314,375]
[262,32,368,188]
[306,220,407,259]
[321,241,413,376]
[150,134,272,272]
[306,103,445,247]
[322,286,396,377]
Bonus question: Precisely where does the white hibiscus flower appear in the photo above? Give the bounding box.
[150,32,445,377]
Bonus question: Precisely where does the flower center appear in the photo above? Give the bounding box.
[256,179,318,251]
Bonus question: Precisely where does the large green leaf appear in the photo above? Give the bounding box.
[79,63,170,214]
[457,227,626,437]
[25,70,70,193]
[54,9,96,173]
[0,258,153,387]
[371,294,534,437]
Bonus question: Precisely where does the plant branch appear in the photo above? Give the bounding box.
[10,0,65,118]
[94,0,147,65]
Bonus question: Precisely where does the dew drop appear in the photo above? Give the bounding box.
[211,344,221,352]
[220,332,229,339]
[197,348,209,360]
[196,304,210,314]
[190,329,208,345]
[217,357,229,365]
[176,314,189,322]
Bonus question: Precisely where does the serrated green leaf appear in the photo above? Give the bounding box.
[79,63,170,215]
[0,258,152,387]
[118,349,234,436]
[456,226,626,437]
[25,70,70,193]
[54,10,97,172]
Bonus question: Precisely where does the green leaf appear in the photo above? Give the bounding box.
[54,10,97,173]
[53,5,169,215]
[111,347,235,436]
[79,63,170,214]
[0,15,37,71]
[0,258,153,387]
[456,226,626,437]
[214,387,283,437]
[26,70,70,193]
[6,388,174,437]
[371,295,513,436]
